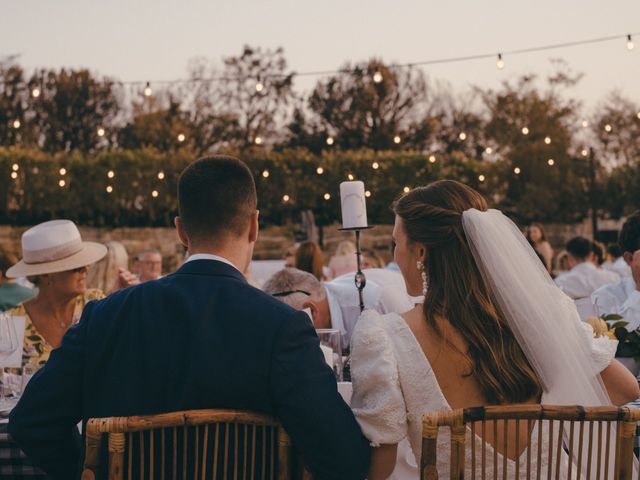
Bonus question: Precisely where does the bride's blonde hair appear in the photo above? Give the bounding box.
[394,180,542,404]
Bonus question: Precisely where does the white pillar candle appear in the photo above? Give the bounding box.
[340,181,368,229]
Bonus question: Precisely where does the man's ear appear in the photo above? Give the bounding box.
[174,217,189,249]
[248,210,259,244]
[624,251,634,267]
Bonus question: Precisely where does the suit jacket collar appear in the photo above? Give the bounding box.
[175,259,247,283]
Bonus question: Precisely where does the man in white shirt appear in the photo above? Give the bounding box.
[555,236,619,318]
[602,244,633,278]
[263,267,413,349]
[592,211,640,331]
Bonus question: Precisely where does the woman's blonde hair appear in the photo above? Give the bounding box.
[86,241,129,292]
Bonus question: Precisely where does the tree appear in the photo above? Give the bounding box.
[592,93,640,168]
[0,61,31,147]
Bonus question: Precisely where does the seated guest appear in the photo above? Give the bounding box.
[5,220,105,367]
[264,267,413,348]
[603,243,632,278]
[295,240,326,281]
[328,240,357,278]
[591,240,606,267]
[86,241,129,293]
[593,211,640,331]
[284,244,297,268]
[555,236,619,319]
[9,156,369,480]
[0,245,35,312]
[133,248,163,282]
[360,248,385,270]
[526,223,553,272]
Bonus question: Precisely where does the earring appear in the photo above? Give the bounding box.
[416,260,428,296]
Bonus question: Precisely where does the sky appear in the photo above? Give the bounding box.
[1,0,639,113]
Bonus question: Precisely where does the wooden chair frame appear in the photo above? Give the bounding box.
[421,404,640,480]
[82,409,303,480]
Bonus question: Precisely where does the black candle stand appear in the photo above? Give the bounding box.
[338,226,374,313]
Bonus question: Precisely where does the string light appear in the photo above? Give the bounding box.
[59,179,66,187]
[459,132,467,141]
[373,71,383,83]
[365,190,371,198]
[255,82,264,93]
[548,159,555,166]
[59,168,67,176]
[521,127,529,135]
[604,124,612,132]
[581,148,589,157]
[485,147,493,154]
[106,185,113,193]
[316,167,324,175]
[514,167,521,175]
[151,190,159,198]
[403,186,410,193]
[496,54,505,70]
[581,120,589,128]
[282,194,290,202]
[326,136,334,146]
[393,135,401,144]
[637,112,640,119]
[262,169,269,178]
[11,163,19,171]
[429,155,436,163]
[323,193,331,200]
[143,82,152,96]
[97,127,105,137]
[372,162,380,170]
[157,171,165,180]
[107,170,115,178]
[177,133,185,142]
[10,172,18,180]
[31,87,40,98]
[544,136,551,144]
[254,136,263,145]
[12,120,20,129]
[347,173,354,181]
[478,175,486,182]
[627,34,635,51]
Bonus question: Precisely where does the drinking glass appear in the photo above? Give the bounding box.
[316,328,343,381]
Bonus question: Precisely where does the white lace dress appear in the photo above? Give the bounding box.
[350,310,618,479]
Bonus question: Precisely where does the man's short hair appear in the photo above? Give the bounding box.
[263,268,326,310]
[606,243,623,259]
[178,155,257,243]
[619,211,640,254]
[565,236,591,260]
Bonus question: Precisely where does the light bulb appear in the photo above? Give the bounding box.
[485,147,493,154]
[144,82,152,96]
[372,162,379,170]
[514,167,521,175]
[254,136,263,145]
[627,35,634,51]
[365,190,371,198]
[326,136,334,146]
[459,132,467,141]
[429,155,436,163]
[522,127,529,135]
[323,193,331,200]
[59,179,66,187]
[348,174,354,181]
[548,159,555,166]
[106,185,113,193]
[32,87,40,98]
[637,112,640,119]
[393,135,401,144]
[604,124,612,132]
[283,195,290,202]
[478,175,485,182]
[107,170,115,178]
[581,120,589,128]
[581,149,589,157]
[496,54,505,70]
[151,190,159,198]
[316,167,324,175]
[97,127,105,137]
[12,120,20,129]
[157,171,165,180]
[12,163,19,171]
[11,172,18,180]
[59,168,67,176]
[255,82,264,93]
[403,186,410,193]
[544,136,551,144]
[177,133,185,142]
[373,71,383,83]
[262,169,269,178]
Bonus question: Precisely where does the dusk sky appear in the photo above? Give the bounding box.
[2,0,639,112]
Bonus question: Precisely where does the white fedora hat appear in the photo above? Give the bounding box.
[6,220,107,278]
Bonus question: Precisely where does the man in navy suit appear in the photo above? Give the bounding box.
[9,155,371,479]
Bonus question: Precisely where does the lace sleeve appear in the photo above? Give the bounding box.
[350,310,408,447]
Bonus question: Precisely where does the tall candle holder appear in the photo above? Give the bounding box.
[338,226,373,313]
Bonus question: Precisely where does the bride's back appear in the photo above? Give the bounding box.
[393,180,543,460]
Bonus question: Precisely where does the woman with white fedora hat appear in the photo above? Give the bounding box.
[5,220,107,367]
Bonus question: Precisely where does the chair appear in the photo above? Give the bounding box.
[82,409,307,480]
[421,404,640,479]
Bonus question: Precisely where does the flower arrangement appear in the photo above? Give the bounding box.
[586,314,640,358]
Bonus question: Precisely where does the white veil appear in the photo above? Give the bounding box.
[461,208,631,476]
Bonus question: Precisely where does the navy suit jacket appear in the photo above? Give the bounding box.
[9,259,370,479]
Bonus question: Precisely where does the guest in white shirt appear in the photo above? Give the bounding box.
[263,267,413,348]
[602,243,633,278]
[555,236,619,318]
[593,211,640,331]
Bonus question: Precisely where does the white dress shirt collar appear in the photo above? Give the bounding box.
[185,253,241,273]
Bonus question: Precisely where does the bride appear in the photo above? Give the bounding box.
[350,180,639,479]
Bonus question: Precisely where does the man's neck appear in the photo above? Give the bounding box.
[188,246,248,273]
